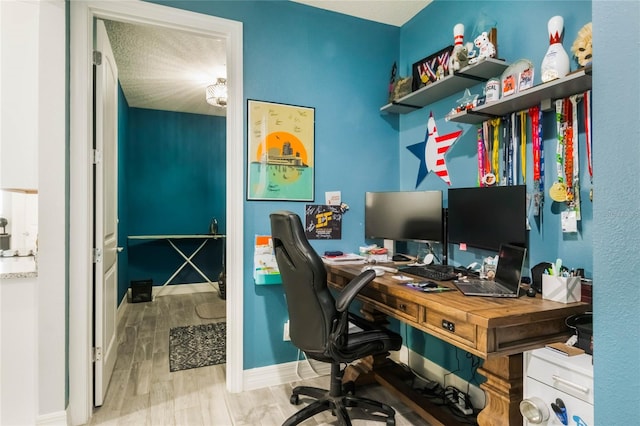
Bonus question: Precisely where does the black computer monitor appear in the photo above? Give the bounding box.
[447,185,527,251]
[364,191,444,243]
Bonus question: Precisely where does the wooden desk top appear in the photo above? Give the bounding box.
[326,263,590,359]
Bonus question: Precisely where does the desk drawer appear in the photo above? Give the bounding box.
[359,288,419,322]
[526,349,594,405]
[422,308,477,348]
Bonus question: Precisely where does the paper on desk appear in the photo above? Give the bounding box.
[321,253,366,265]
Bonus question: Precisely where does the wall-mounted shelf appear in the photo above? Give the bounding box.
[446,67,592,124]
[381,58,509,115]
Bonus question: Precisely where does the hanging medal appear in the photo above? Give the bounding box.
[483,118,500,186]
[549,99,567,202]
[477,127,486,185]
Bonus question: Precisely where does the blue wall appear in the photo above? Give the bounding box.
[117,86,130,301]
[144,1,640,422]
[154,0,401,369]
[118,106,226,301]
[153,0,592,370]
[592,2,640,424]
[397,0,593,381]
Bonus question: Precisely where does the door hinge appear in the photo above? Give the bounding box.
[92,248,103,264]
[92,149,102,164]
[92,347,103,362]
[93,51,102,66]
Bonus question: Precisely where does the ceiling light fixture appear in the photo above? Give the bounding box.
[206,77,227,107]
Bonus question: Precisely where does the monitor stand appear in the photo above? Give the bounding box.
[383,239,395,256]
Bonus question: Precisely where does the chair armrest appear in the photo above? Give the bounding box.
[335,269,376,313]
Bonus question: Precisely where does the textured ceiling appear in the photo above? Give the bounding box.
[103,2,431,117]
[104,20,227,117]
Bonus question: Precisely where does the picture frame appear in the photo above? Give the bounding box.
[518,68,535,92]
[411,45,454,92]
[247,99,315,201]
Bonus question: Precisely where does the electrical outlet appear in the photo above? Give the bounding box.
[283,320,290,341]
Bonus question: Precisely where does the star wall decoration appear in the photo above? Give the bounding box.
[407,112,462,187]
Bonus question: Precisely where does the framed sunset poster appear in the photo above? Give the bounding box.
[247,100,315,201]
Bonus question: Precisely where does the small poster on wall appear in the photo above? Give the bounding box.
[305,205,342,239]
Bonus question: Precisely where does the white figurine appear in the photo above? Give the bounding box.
[468,31,496,65]
[541,16,570,82]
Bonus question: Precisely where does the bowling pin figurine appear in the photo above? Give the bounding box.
[448,23,469,75]
[541,15,570,82]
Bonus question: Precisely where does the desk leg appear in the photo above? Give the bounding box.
[477,354,523,426]
[156,239,211,298]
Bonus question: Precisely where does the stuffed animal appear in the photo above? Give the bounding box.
[449,43,472,74]
[468,32,496,65]
[571,22,592,67]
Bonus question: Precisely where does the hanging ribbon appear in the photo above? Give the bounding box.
[520,111,527,182]
[529,105,544,216]
[483,118,500,186]
[583,90,593,201]
[564,99,574,201]
[477,127,486,185]
[549,99,567,202]
[507,112,516,186]
[570,95,581,219]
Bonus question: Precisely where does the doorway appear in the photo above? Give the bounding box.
[69,2,244,424]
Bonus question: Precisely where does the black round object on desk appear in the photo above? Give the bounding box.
[526,287,537,297]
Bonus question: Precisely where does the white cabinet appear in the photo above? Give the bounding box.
[521,348,594,425]
[0,0,39,191]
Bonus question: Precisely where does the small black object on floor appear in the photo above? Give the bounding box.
[131,279,153,303]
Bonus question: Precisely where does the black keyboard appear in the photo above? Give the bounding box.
[400,265,458,281]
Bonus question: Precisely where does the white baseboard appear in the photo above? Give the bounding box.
[243,356,332,391]
[243,345,485,409]
[123,282,218,304]
[153,282,218,297]
[36,410,68,425]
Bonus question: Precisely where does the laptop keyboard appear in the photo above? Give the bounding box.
[401,265,458,281]
[459,279,508,294]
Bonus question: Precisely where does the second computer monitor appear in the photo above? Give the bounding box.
[447,185,527,251]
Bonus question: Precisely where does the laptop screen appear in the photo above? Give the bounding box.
[494,244,527,290]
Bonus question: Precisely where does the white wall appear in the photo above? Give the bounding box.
[36,0,67,422]
[0,0,66,424]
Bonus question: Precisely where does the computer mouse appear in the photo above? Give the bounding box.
[526,287,537,297]
[419,281,438,288]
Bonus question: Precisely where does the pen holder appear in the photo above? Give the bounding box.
[542,275,581,303]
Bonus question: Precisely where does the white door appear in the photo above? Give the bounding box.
[93,19,119,407]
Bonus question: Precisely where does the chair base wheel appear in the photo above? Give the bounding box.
[290,394,300,405]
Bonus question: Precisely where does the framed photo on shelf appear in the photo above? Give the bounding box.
[411,45,454,92]
[247,99,315,201]
[518,68,535,92]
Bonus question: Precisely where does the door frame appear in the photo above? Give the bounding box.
[69,1,244,423]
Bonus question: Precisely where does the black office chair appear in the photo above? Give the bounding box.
[270,211,403,426]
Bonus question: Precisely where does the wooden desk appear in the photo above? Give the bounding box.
[326,264,590,426]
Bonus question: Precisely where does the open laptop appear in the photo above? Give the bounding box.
[453,244,527,298]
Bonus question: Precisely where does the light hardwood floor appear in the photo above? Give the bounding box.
[87,291,431,425]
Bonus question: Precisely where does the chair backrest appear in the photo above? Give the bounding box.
[270,211,337,357]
